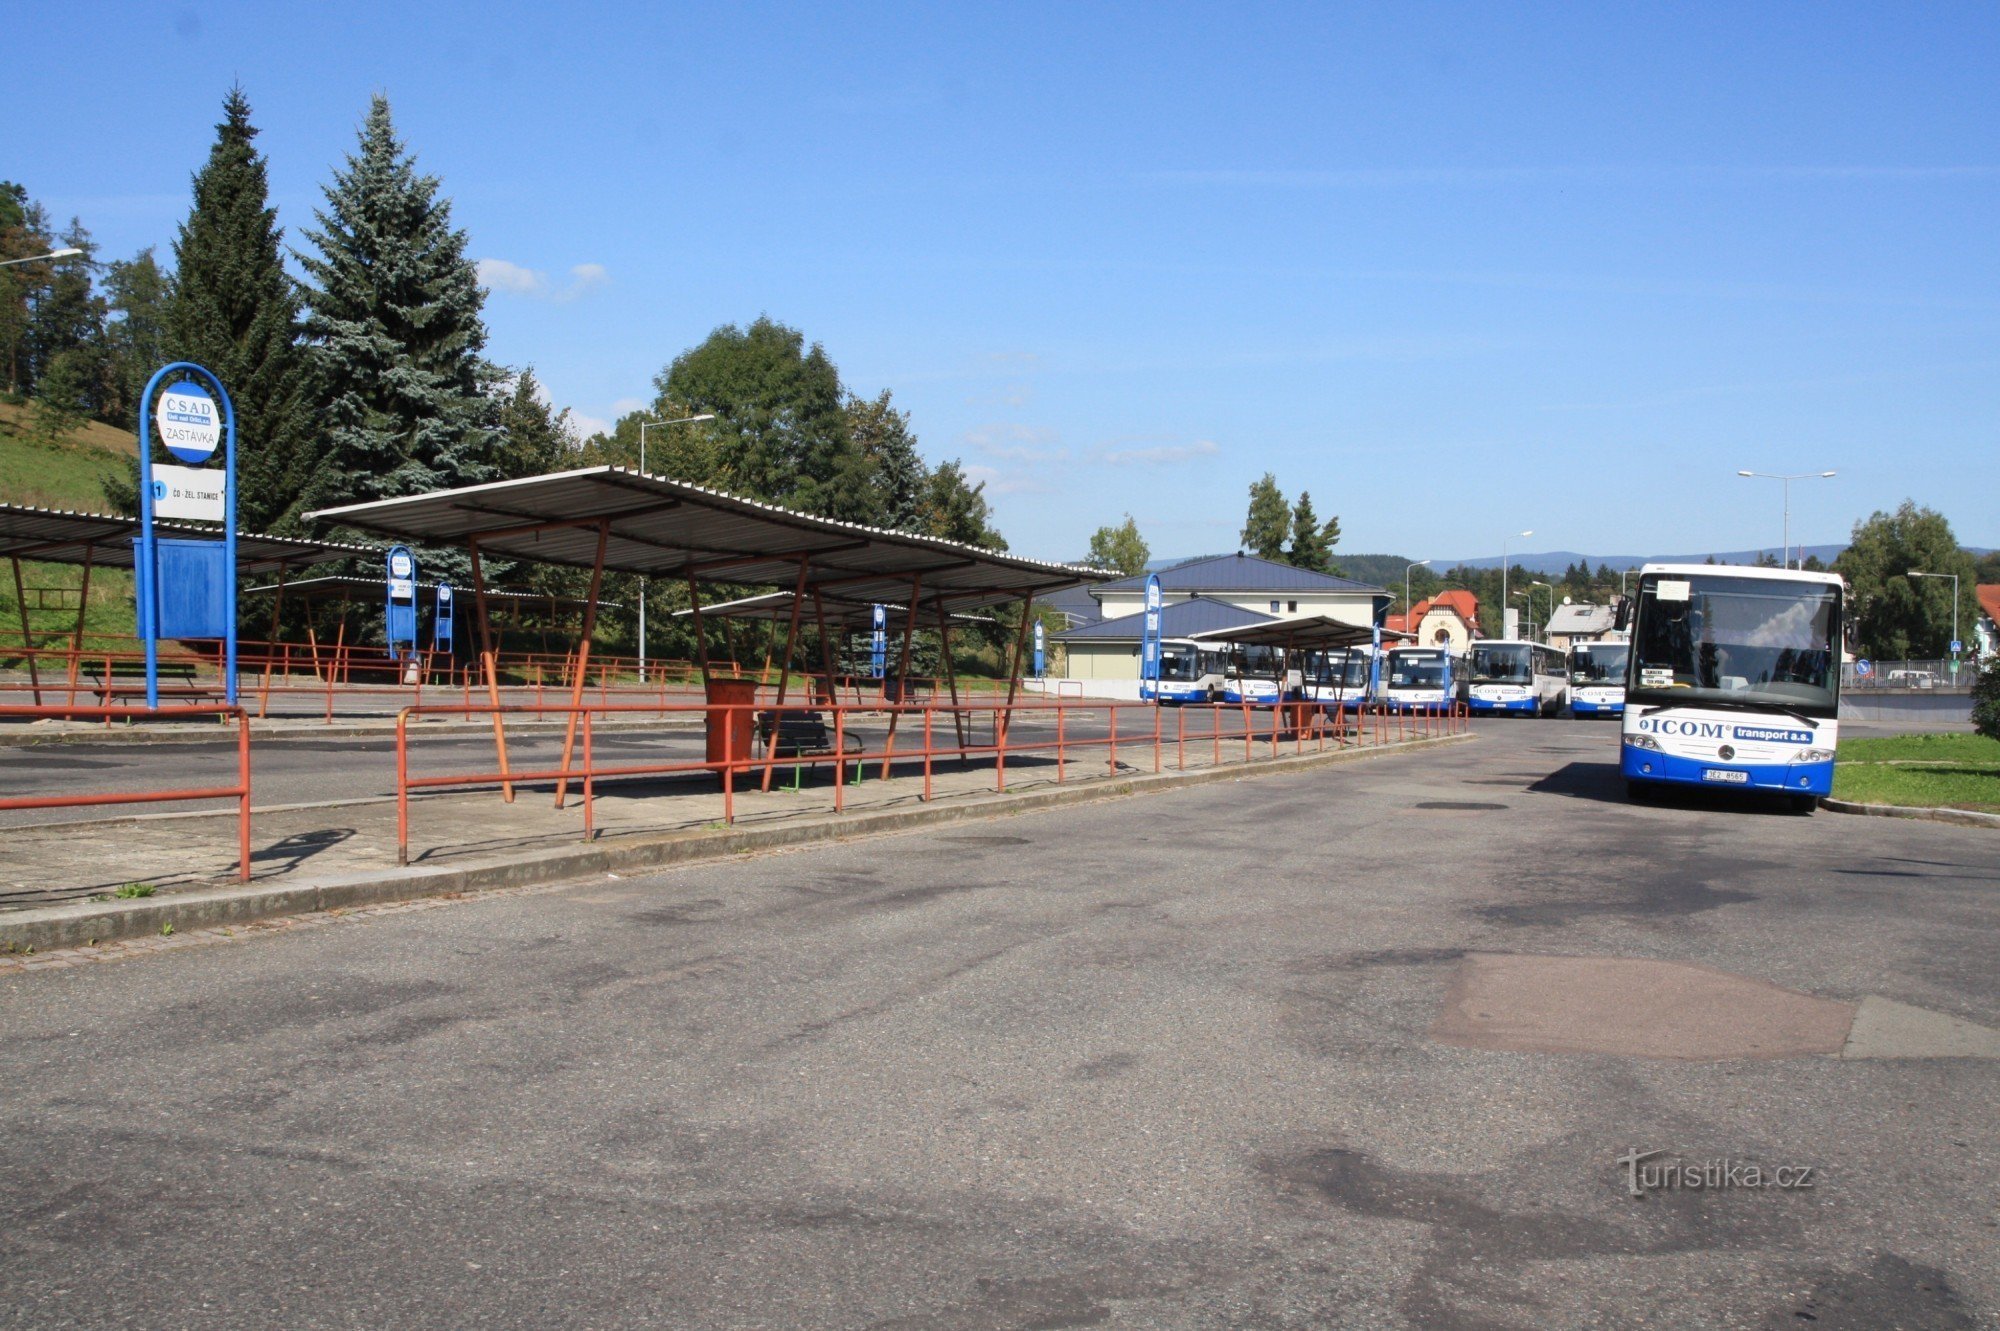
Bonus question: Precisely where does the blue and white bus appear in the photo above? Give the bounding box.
[1380,646,1459,713]
[1464,640,1569,716]
[1304,647,1377,712]
[1568,639,1629,717]
[1222,644,1298,706]
[1620,564,1843,812]
[1141,639,1229,705]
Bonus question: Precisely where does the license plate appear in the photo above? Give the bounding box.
[1702,769,1749,784]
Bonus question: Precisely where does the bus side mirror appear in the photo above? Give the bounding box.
[1614,597,1631,631]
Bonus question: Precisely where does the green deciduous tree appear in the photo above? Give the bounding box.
[1242,473,1289,560]
[1085,514,1150,575]
[655,317,876,522]
[1834,501,1978,658]
[1972,654,2000,741]
[915,460,1004,550]
[298,94,501,540]
[167,88,318,531]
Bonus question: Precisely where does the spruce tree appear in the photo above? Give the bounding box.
[298,95,501,542]
[167,88,315,531]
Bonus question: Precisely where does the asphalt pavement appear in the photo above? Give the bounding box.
[2,718,1995,1329]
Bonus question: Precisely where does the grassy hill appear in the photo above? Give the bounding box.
[0,402,141,655]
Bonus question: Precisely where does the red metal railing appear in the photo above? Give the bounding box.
[390,694,1467,865]
[0,704,253,883]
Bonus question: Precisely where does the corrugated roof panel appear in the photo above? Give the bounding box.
[307,467,1106,607]
[0,502,374,572]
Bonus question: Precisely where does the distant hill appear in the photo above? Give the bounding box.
[1440,544,1989,573]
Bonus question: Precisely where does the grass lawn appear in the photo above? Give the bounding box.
[1835,732,2000,812]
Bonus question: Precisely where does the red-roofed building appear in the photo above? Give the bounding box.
[1975,584,2000,658]
[1387,589,1481,652]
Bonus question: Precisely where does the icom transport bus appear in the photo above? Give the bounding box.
[1141,639,1229,704]
[1568,639,1629,716]
[1304,647,1377,712]
[1620,564,1843,812]
[1221,644,1298,706]
[1380,646,1459,713]
[1464,639,1569,716]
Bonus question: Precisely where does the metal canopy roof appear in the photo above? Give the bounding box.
[670,591,991,627]
[1188,615,1405,652]
[0,502,374,573]
[305,467,1104,608]
[242,576,619,612]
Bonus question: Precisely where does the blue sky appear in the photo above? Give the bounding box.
[9,2,1997,563]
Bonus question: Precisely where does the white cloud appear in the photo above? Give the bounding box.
[964,422,1065,463]
[569,412,614,440]
[611,397,647,415]
[1098,438,1221,467]
[475,258,610,302]
[962,463,1053,497]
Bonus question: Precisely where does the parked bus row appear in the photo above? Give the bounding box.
[1142,638,1629,717]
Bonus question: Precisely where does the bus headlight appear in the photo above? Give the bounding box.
[1625,732,1662,752]
[1794,748,1835,764]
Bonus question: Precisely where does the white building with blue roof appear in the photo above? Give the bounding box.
[1047,553,1390,696]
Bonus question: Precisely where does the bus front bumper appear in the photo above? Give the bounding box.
[1468,696,1537,714]
[1621,744,1833,796]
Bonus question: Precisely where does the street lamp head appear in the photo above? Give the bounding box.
[47,247,82,260]
[1737,470,1755,477]
[1819,471,1836,478]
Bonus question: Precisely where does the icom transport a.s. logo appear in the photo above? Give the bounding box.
[1635,717,1814,745]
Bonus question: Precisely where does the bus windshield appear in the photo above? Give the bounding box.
[1631,574,1839,713]
[1157,646,1201,682]
[1389,653,1446,688]
[1311,652,1370,687]
[1572,644,1628,682]
[1468,643,1531,684]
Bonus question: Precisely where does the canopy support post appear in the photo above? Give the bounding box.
[685,574,711,682]
[469,537,515,802]
[258,565,288,719]
[11,555,42,706]
[759,556,812,793]
[877,573,923,781]
[65,545,93,707]
[933,595,968,748]
[554,519,610,808]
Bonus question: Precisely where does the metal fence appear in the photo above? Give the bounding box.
[1843,659,1976,692]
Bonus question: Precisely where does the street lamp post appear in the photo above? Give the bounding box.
[633,413,717,679]
[1529,581,1553,642]
[1403,560,1432,633]
[1908,570,1961,668]
[1500,530,1532,639]
[0,247,83,269]
[1737,470,1836,569]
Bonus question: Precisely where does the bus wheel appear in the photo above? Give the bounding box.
[1626,779,1654,802]
[1787,794,1818,816]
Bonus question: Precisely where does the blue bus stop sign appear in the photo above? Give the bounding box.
[433,584,455,654]
[135,362,237,709]
[871,604,887,679]
[1033,619,1045,678]
[385,546,419,657]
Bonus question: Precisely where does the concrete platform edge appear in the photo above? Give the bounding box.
[0,732,1474,954]
[1820,796,2000,830]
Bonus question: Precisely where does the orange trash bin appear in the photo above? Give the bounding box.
[704,676,760,769]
